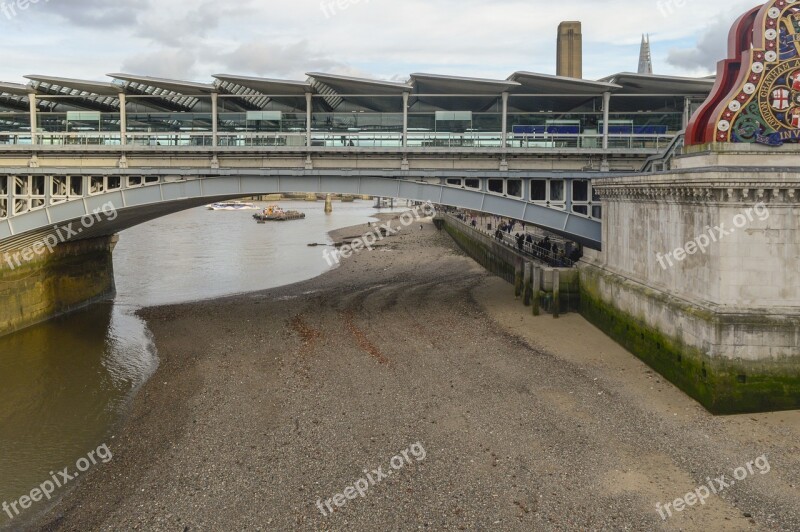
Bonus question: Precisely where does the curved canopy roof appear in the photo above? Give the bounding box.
[24,75,119,96]
[509,72,621,95]
[601,72,715,95]
[108,73,216,95]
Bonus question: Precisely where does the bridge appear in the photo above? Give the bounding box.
[0,149,612,252]
[0,70,714,253]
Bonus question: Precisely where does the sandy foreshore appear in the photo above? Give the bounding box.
[31,213,800,531]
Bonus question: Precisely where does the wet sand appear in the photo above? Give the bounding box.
[33,214,800,531]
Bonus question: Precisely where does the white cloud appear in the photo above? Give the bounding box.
[0,0,742,82]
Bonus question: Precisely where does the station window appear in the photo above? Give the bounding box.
[446,178,462,187]
[464,178,481,189]
[507,179,522,198]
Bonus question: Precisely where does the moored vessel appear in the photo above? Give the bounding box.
[253,205,306,222]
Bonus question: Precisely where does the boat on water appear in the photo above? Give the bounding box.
[253,205,306,222]
[207,201,259,211]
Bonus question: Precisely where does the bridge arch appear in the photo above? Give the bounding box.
[0,172,602,255]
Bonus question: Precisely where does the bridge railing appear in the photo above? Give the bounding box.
[448,213,577,268]
[0,131,676,151]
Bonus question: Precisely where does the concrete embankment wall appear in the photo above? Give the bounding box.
[438,215,579,313]
[0,236,117,337]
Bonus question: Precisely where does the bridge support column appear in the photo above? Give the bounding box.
[532,266,541,316]
[583,151,800,414]
[523,262,532,306]
[552,270,560,318]
[0,235,117,337]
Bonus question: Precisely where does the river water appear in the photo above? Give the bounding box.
[0,199,397,527]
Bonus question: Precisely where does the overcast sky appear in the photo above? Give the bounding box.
[0,0,755,84]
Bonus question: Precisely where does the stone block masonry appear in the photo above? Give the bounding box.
[0,235,117,337]
[585,156,800,414]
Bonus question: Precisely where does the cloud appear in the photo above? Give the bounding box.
[120,49,200,80]
[38,0,148,28]
[665,2,753,73]
[216,41,346,79]
[0,0,751,82]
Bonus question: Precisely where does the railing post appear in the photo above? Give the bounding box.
[211,92,219,148]
[402,91,409,149]
[28,92,37,145]
[306,92,313,148]
[118,92,127,146]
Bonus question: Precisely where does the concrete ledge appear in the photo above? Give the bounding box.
[579,262,800,414]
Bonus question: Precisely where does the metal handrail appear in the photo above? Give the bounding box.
[448,213,575,268]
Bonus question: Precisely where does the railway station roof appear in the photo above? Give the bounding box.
[0,70,715,114]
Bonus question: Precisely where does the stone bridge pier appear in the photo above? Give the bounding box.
[581,147,800,414]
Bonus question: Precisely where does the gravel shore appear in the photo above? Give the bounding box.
[32,213,800,531]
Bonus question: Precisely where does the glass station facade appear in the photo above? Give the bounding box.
[0,72,713,149]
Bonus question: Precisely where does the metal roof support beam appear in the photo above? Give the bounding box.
[402,91,409,149]
[501,91,509,151]
[306,92,312,148]
[28,92,37,145]
[211,92,219,148]
[602,91,611,150]
[683,96,691,130]
[119,92,127,146]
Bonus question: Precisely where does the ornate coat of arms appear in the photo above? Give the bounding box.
[686,1,800,146]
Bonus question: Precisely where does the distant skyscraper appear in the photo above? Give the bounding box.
[557,21,583,79]
[638,34,653,74]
